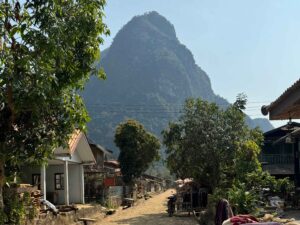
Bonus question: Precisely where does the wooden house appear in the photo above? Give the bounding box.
[262,79,300,186]
[84,141,113,202]
[261,122,300,179]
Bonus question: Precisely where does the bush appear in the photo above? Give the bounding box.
[275,178,294,198]
[225,173,294,215]
[4,194,26,225]
[227,182,259,214]
[3,189,39,225]
[0,209,7,225]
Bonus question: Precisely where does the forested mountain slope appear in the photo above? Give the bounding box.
[81,11,273,154]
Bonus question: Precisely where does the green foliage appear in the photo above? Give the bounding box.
[162,97,249,191]
[0,209,7,225]
[115,119,161,184]
[234,140,262,183]
[233,93,247,111]
[23,191,38,221]
[103,199,119,210]
[0,0,109,212]
[2,189,39,224]
[245,171,294,197]
[224,138,293,214]
[275,177,294,196]
[163,96,292,215]
[225,173,294,215]
[227,182,258,214]
[4,194,26,225]
[244,170,278,194]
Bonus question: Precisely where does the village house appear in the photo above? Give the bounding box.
[260,122,300,180]
[262,79,300,187]
[141,174,165,194]
[20,131,96,205]
[84,140,113,203]
[102,160,124,207]
[86,140,113,172]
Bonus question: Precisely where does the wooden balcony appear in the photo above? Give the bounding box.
[260,154,294,164]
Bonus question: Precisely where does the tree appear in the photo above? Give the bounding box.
[0,0,109,211]
[162,97,256,192]
[114,119,161,184]
[163,97,295,217]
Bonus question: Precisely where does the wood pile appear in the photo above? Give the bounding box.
[3,184,42,220]
[15,185,42,210]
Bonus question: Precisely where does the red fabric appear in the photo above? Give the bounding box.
[230,215,258,225]
[104,177,115,187]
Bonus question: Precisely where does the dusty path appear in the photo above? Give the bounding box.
[97,189,199,225]
[284,210,300,222]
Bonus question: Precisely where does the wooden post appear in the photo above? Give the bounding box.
[80,164,85,204]
[64,160,69,205]
[41,164,46,201]
[294,139,300,187]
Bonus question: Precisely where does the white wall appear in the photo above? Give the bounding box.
[21,163,83,205]
[46,165,64,204]
[68,164,82,204]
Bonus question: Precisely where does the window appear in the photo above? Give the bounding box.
[32,174,41,190]
[54,173,64,190]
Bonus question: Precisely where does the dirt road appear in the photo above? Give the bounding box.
[97,189,199,225]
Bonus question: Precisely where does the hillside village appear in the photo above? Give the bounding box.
[1,1,300,225]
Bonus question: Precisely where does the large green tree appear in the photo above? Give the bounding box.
[115,119,161,184]
[163,97,294,216]
[162,96,260,192]
[0,0,109,210]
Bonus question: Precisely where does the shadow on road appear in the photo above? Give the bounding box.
[111,212,198,225]
[283,210,300,222]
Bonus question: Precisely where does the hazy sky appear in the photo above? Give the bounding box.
[101,0,300,127]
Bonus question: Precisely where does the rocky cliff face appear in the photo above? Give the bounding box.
[82,11,272,153]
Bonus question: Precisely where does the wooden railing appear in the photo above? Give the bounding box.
[260,154,294,164]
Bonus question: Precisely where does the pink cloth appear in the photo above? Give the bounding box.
[230,215,258,225]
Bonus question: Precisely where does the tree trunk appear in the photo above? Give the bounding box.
[0,160,4,209]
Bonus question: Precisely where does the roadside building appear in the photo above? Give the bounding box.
[141,174,164,194]
[103,160,124,207]
[262,79,300,186]
[20,131,95,205]
[261,122,300,180]
[84,141,113,203]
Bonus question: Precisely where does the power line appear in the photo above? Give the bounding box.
[85,102,270,107]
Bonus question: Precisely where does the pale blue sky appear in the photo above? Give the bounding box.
[101,0,300,127]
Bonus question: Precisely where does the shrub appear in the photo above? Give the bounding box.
[227,182,259,214]
[4,194,26,225]
[3,189,39,224]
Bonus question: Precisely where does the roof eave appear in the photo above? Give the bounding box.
[261,79,300,120]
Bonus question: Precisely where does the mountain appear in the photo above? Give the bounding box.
[250,118,274,131]
[82,11,273,155]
